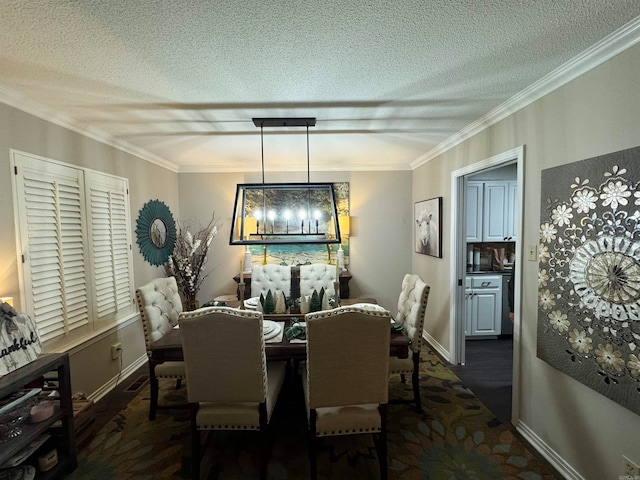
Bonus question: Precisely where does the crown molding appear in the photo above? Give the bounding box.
[411,16,640,170]
[177,162,411,174]
[0,84,179,173]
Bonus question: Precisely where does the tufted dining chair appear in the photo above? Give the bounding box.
[303,306,391,480]
[299,263,336,298]
[136,276,186,420]
[179,307,287,480]
[250,264,291,299]
[388,274,431,413]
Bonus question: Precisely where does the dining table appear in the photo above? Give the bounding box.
[149,298,410,369]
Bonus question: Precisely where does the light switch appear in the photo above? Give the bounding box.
[528,245,537,262]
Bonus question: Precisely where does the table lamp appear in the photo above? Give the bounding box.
[337,216,350,270]
[0,296,13,307]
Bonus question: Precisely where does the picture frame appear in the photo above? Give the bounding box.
[414,196,442,257]
[135,199,177,266]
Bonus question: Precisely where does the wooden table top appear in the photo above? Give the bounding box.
[149,299,409,362]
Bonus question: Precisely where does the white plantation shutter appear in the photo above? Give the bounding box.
[86,171,134,323]
[13,153,90,345]
[12,151,135,350]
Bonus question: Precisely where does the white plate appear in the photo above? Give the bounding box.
[263,321,274,334]
[348,303,387,312]
[262,320,282,340]
[244,297,259,307]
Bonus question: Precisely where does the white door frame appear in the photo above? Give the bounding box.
[449,145,524,424]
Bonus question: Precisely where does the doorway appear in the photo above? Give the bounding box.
[448,146,524,424]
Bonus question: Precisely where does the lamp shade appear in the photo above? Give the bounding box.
[243,217,258,239]
[0,297,14,307]
[338,215,350,236]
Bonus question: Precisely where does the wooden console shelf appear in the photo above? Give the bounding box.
[0,353,77,478]
[233,270,352,300]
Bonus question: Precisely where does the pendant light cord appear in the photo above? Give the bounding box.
[306,123,310,184]
[261,123,265,184]
[260,119,311,183]
[306,123,311,218]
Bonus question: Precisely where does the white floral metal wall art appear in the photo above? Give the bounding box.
[538,146,640,414]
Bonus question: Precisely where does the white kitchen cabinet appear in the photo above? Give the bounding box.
[466,181,516,242]
[464,278,473,335]
[465,182,483,242]
[465,275,502,337]
[483,182,509,241]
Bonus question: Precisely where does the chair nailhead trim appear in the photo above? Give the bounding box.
[199,424,259,430]
[319,427,381,435]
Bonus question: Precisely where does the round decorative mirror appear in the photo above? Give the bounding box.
[150,217,168,248]
[135,199,177,266]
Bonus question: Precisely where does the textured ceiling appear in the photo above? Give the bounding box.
[1,1,639,172]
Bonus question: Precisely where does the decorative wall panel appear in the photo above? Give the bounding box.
[538,146,640,414]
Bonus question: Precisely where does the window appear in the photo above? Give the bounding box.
[11,150,135,351]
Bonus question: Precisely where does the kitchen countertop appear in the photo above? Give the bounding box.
[467,270,513,275]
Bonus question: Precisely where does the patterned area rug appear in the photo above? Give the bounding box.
[68,348,559,479]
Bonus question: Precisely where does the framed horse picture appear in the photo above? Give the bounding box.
[414,197,442,257]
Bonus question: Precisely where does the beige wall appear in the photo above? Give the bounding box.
[414,45,640,478]
[177,170,413,312]
[0,103,180,396]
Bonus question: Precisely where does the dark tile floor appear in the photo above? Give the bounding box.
[449,337,513,424]
[449,337,563,477]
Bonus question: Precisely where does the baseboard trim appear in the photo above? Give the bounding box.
[89,354,148,403]
[515,419,583,480]
[423,330,450,363]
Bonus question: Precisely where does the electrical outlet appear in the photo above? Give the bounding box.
[527,245,537,262]
[111,343,122,360]
[623,455,640,477]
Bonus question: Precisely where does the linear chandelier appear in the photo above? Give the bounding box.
[229,117,342,246]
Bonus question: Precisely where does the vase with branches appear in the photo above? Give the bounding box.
[164,214,219,311]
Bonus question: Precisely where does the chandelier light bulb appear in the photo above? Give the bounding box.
[284,209,292,233]
[268,210,276,233]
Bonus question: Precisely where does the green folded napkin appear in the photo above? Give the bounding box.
[285,317,306,340]
[391,322,404,333]
[201,300,226,308]
[285,323,306,340]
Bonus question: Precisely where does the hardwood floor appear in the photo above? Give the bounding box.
[449,337,513,424]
